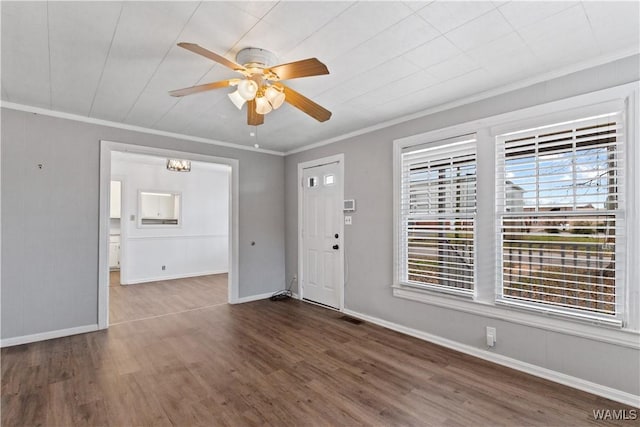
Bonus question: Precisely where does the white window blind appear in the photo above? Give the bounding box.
[400,135,477,295]
[496,113,625,323]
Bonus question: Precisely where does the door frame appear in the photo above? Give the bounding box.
[98,140,239,329]
[297,153,345,311]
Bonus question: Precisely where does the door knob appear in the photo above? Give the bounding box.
[332,244,339,250]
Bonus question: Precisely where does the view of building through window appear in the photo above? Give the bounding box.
[497,114,623,318]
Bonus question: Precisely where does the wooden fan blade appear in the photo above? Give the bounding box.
[169,79,236,97]
[282,85,331,122]
[247,99,264,126]
[178,42,246,72]
[266,58,329,81]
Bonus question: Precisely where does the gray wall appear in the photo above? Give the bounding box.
[1,109,285,339]
[285,55,640,396]
[2,53,638,397]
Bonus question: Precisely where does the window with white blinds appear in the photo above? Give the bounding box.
[400,135,476,295]
[496,112,625,323]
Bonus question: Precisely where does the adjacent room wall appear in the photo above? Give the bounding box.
[284,55,640,399]
[1,109,285,341]
[111,154,229,284]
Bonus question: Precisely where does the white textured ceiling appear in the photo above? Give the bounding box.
[2,1,638,153]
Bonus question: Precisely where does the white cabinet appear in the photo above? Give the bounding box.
[157,196,175,219]
[139,191,181,225]
[109,235,120,269]
[140,194,164,218]
[110,181,121,218]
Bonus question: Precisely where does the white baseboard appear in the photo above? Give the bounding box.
[231,291,275,304]
[0,324,99,348]
[122,269,228,285]
[342,308,640,408]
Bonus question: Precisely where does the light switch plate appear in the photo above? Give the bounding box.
[344,216,352,225]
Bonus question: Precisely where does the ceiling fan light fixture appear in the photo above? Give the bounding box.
[255,96,273,115]
[265,86,285,110]
[237,79,258,100]
[170,43,332,125]
[228,90,247,109]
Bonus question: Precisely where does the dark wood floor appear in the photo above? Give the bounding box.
[2,297,633,426]
[109,271,228,324]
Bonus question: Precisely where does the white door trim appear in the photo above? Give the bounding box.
[98,140,240,329]
[297,153,345,311]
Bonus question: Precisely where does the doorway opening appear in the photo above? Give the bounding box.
[108,178,123,288]
[98,141,239,329]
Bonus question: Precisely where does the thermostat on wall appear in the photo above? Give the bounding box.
[343,199,356,212]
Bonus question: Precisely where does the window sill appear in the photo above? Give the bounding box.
[392,285,640,349]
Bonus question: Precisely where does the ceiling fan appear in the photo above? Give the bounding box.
[169,43,332,126]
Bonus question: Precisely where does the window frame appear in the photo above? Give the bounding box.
[392,82,640,343]
[495,112,626,326]
[398,134,478,297]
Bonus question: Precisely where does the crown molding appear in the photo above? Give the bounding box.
[285,48,639,156]
[0,101,284,156]
[2,49,637,158]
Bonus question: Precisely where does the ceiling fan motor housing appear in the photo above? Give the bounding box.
[236,47,277,69]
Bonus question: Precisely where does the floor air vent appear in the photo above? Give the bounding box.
[339,315,363,325]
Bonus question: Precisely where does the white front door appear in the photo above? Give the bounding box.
[301,160,343,309]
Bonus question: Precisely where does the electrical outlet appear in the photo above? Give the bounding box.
[486,326,496,347]
[344,216,352,225]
